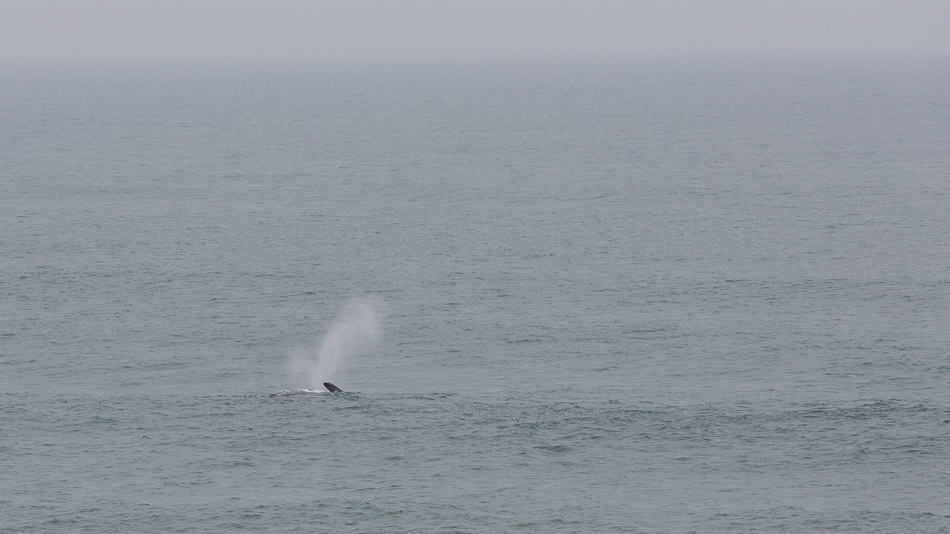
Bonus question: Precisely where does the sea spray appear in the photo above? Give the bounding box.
[290,298,380,390]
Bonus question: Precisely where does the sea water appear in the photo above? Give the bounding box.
[1,60,948,532]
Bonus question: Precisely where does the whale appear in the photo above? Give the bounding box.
[323,382,343,393]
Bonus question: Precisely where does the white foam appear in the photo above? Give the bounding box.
[269,388,325,397]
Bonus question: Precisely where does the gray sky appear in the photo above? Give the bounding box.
[2,0,949,63]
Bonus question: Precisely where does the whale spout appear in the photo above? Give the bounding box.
[323,382,343,393]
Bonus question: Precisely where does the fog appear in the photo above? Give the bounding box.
[2,0,948,63]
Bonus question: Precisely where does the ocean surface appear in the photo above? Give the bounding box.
[2,59,949,532]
